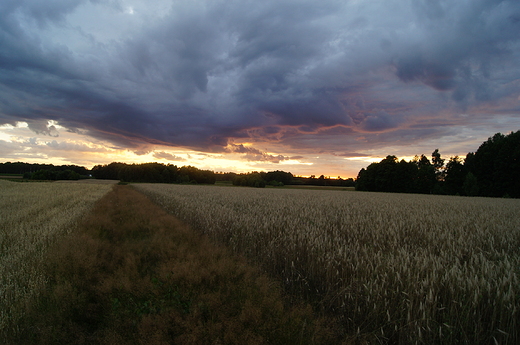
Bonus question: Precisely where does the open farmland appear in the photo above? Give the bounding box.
[135,184,520,344]
[0,180,113,335]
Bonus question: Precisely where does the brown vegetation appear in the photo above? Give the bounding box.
[5,185,336,344]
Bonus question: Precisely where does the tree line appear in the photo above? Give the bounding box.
[0,162,88,180]
[2,161,354,187]
[91,162,216,184]
[356,130,520,198]
[0,162,89,175]
[293,175,355,187]
[230,170,293,188]
[4,129,516,194]
[0,161,217,184]
[214,170,355,188]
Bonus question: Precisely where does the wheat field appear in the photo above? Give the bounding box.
[135,184,520,344]
[0,180,113,334]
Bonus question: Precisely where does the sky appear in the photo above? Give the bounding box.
[1,0,520,178]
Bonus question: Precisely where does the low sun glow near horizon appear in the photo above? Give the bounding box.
[0,119,502,179]
[1,0,520,177]
[0,120,374,178]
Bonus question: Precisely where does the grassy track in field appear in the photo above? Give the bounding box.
[5,185,337,345]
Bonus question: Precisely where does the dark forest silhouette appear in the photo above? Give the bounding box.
[356,130,520,198]
[222,171,355,188]
[0,162,88,180]
[0,162,354,187]
[91,162,217,184]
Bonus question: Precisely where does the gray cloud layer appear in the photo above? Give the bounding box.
[1,0,519,155]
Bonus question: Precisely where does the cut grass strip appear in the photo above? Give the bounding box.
[6,185,338,344]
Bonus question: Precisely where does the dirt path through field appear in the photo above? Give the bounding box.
[7,185,337,344]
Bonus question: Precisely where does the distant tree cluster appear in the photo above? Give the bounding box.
[91,162,216,184]
[0,162,88,176]
[215,172,239,182]
[233,172,266,188]
[292,175,355,187]
[232,170,293,188]
[228,170,356,188]
[0,162,88,180]
[356,131,520,198]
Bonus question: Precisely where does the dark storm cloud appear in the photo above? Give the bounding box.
[153,151,186,161]
[394,0,520,101]
[243,153,291,164]
[359,110,402,132]
[45,139,106,152]
[27,120,59,137]
[227,143,292,163]
[229,144,263,155]
[1,0,520,154]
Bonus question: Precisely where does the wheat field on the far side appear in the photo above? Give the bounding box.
[136,183,520,344]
